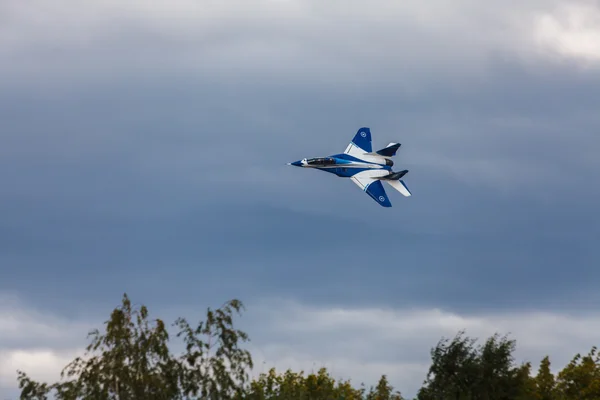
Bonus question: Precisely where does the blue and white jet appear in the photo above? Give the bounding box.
[288,127,411,207]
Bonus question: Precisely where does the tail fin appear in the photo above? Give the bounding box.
[375,143,401,157]
[344,127,372,155]
[385,179,412,197]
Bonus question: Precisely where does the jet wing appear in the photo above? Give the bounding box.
[351,171,392,207]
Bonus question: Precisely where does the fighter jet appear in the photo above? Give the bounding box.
[287,127,411,207]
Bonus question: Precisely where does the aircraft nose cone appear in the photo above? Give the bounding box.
[288,160,303,167]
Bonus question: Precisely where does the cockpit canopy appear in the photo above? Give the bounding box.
[306,157,336,166]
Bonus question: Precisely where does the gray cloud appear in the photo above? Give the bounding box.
[1,0,598,88]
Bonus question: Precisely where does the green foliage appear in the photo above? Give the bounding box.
[533,356,557,400]
[242,367,354,399]
[175,298,253,398]
[17,293,252,400]
[14,293,600,400]
[417,331,536,400]
[367,375,404,400]
[417,330,479,399]
[556,346,600,399]
[241,368,403,400]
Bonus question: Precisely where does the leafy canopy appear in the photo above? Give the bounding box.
[17,294,253,400]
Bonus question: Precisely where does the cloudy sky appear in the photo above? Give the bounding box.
[1,0,600,397]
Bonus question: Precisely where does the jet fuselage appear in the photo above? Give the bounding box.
[288,153,393,178]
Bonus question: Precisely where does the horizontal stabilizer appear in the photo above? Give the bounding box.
[386,179,412,197]
[375,143,401,157]
[350,170,393,207]
[365,180,392,207]
[379,170,408,180]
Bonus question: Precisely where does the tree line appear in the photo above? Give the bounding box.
[16,294,600,399]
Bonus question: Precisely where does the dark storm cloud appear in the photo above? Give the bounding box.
[0,0,598,319]
[2,53,600,314]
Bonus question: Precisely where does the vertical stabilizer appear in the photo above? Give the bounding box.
[375,143,401,157]
[344,127,372,156]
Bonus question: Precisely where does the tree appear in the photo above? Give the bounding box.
[365,375,404,400]
[17,293,253,400]
[417,331,534,400]
[512,361,537,400]
[533,356,557,400]
[417,330,480,399]
[242,367,367,400]
[555,346,600,400]
[474,333,535,399]
[240,367,407,400]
